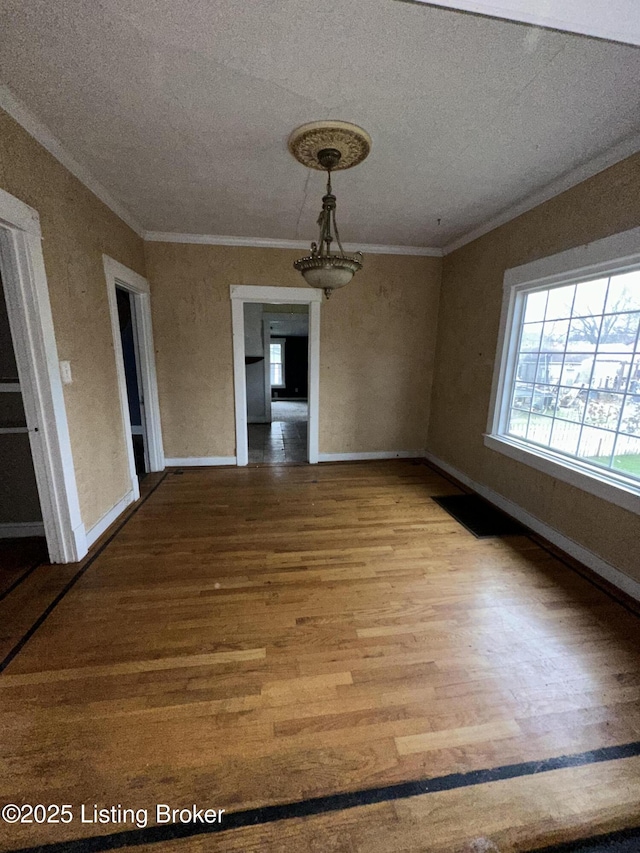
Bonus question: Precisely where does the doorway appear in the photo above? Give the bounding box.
[0,268,48,573]
[0,188,85,563]
[230,285,321,466]
[115,287,147,479]
[245,304,309,464]
[104,255,165,502]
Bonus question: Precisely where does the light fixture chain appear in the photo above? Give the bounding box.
[332,207,345,256]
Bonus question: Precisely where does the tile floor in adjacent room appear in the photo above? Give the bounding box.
[248,400,308,464]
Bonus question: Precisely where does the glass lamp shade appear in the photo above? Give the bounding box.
[294,254,363,295]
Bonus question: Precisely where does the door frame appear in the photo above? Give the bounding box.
[0,187,86,562]
[262,316,273,424]
[230,285,321,465]
[103,255,164,500]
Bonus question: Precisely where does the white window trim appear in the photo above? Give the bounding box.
[486,225,640,516]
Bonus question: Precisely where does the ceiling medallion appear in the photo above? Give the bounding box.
[289,121,371,299]
[288,120,372,171]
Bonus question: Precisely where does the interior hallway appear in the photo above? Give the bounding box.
[1,460,639,852]
[248,400,308,464]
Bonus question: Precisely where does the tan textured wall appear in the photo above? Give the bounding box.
[428,152,640,580]
[0,108,146,530]
[144,243,441,458]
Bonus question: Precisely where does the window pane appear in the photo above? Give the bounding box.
[591,354,632,392]
[567,316,601,351]
[611,434,640,477]
[535,354,563,385]
[524,291,547,323]
[631,356,640,392]
[584,391,624,431]
[605,271,640,313]
[531,384,558,416]
[572,278,608,317]
[515,353,538,383]
[549,419,581,455]
[577,426,615,466]
[541,319,569,351]
[271,364,283,385]
[508,409,528,437]
[545,284,575,320]
[560,354,592,387]
[512,383,534,411]
[520,322,543,351]
[526,414,553,445]
[270,343,282,363]
[556,387,586,423]
[619,396,640,436]
[598,312,640,348]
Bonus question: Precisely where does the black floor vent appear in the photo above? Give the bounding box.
[432,493,527,538]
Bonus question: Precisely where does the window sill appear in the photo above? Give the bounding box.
[484,433,640,515]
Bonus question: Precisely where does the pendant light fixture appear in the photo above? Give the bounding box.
[288,121,371,299]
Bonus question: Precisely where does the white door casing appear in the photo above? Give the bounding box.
[0,187,86,562]
[103,255,165,502]
[230,285,321,466]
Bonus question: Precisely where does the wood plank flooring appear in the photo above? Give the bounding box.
[0,460,639,852]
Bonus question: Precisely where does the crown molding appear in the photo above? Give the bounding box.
[0,84,144,237]
[443,130,640,255]
[4,81,637,260]
[143,231,444,257]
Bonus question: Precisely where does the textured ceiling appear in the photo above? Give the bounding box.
[1,0,639,248]
[411,1,640,47]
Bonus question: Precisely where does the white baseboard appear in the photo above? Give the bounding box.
[85,489,136,549]
[423,451,640,603]
[318,450,424,463]
[0,521,45,538]
[165,456,237,467]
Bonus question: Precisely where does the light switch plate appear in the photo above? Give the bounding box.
[60,360,72,384]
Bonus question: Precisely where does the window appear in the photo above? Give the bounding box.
[270,339,285,387]
[487,227,640,511]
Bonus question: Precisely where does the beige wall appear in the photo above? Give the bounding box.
[0,108,146,530]
[144,243,441,458]
[428,152,640,581]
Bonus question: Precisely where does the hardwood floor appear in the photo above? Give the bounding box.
[0,460,639,852]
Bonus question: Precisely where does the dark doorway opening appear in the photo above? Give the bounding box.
[115,287,147,480]
[245,303,309,464]
[0,270,46,575]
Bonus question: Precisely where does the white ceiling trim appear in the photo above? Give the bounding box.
[0,84,143,237]
[443,129,640,255]
[410,1,640,47]
[143,231,444,257]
